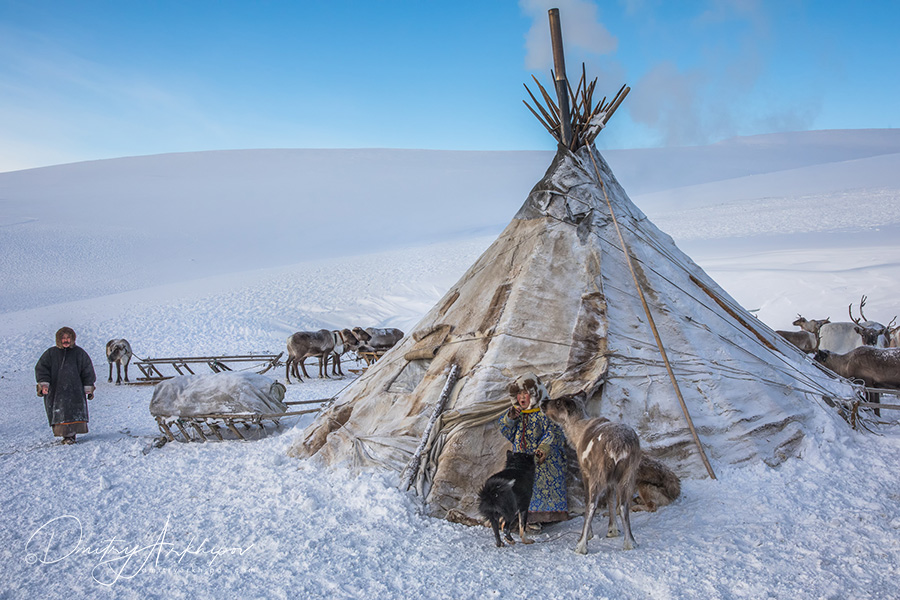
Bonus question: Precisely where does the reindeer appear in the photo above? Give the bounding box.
[105,339,132,385]
[328,329,360,377]
[776,330,818,353]
[814,346,900,417]
[285,330,335,383]
[890,322,900,348]
[793,315,830,335]
[351,327,404,352]
[540,391,640,554]
[849,295,893,348]
[792,315,830,350]
[803,297,887,355]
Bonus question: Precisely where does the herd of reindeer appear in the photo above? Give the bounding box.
[283,326,404,384]
[101,326,405,387]
[777,296,900,414]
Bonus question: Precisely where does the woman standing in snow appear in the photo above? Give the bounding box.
[498,373,568,529]
[34,327,96,445]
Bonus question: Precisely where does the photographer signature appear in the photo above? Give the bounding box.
[25,515,254,586]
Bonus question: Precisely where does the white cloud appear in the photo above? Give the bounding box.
[520,0,618,71]
[524,0,820,147]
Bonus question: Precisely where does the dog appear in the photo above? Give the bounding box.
[633,454,681,512]
[540,391,641,554]
[477,451,536,547]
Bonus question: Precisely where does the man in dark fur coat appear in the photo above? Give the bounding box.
[35,327,96,444]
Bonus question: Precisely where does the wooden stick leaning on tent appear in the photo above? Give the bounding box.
[402,363,461,492]
[587,148,717,480]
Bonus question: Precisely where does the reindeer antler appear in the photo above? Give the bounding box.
[849,295,869,325]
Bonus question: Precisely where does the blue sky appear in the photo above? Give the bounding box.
[1,0,898,171]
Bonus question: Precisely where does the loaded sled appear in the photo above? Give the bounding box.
[149,372,327,443]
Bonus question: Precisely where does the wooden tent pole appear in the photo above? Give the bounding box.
[586,149,717,480]
[548,9,573,148]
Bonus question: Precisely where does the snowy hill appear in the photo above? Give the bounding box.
[2,130,900,598]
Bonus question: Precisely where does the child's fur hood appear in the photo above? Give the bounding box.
[506,373,549,409]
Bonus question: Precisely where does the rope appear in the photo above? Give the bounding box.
[551,152,848,406]
[585,146,717,480]
[585,203,848,402]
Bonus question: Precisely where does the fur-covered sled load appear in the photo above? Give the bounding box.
[288,140,857,522]
[150,372,287,418]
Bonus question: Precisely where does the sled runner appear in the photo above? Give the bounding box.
[152,399,326,443]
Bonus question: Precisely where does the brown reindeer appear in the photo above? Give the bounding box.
[793,315,830,336]
[285,330,335,383]
[351,327,404,351]
[776,330,818,353]
[890,322,900,348]
[849,295,894,348]
[792,315,830,351]
[814,346,900,416]
[540,391,640,554]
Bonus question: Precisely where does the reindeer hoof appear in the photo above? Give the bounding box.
[521,538,534,545]
[574,543,588,555]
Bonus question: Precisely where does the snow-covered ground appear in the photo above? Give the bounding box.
[2,130,900,598]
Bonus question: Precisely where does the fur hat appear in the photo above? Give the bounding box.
[55,326,76,348]
[506,373,549,409]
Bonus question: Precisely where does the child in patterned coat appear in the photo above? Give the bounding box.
[499,373,568,527]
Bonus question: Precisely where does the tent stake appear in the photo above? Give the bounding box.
[402,363,461,492]
[586,148,717,480]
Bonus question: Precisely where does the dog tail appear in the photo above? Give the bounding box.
[477,479,516,512]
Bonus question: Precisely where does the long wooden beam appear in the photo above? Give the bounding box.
[548,8,573,147]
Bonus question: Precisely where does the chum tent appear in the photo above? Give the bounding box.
[288,24,857,521]
[288,138,856,520]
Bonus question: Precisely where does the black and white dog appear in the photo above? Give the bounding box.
[477,451,536,547]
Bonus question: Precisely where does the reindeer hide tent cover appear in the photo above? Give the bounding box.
[289,143,856,521]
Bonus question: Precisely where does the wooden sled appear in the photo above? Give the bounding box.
[359,349,386,366]
[134,352,283,384]
[849,387,900,430]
